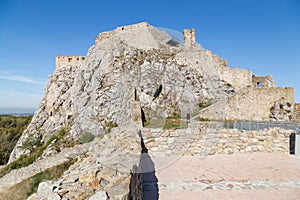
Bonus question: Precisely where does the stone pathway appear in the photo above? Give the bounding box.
[159,179,300,191]
[155,153,300,200]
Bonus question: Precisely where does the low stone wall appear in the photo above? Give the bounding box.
[200,87,295,121]
[142,125,293,156]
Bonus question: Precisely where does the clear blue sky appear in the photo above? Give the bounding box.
[0,0,299,110]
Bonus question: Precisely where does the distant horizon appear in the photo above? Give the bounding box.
[0,107,36,114]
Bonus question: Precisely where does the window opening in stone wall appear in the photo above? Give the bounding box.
[257,82,262,88]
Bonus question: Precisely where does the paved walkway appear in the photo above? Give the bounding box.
[155,153,300,200]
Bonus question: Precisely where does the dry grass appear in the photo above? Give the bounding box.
[0,159,76,200]
[163,115,188,129]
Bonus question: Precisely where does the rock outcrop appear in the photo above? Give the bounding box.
[3,22,300,200]
[10,22,254,162]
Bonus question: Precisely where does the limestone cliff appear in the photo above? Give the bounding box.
[9,22,297,163]
[3,22,299,200]
[9,22,244,162]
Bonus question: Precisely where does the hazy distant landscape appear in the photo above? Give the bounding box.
[0,108,35,116]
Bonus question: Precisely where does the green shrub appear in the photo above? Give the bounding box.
[198,102,211,110]
[21,137,43,153]
[0,128,69,178]
[107,121,118,133]
[163,115,187,130]
[0,115,32,165]
[143,117,165,128]
[79,132,95,144]
[107,121,118,128]
[196,117,210,122]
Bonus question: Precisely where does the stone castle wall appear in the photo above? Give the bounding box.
[95,22,150,44]
[142,125,292,157]
[200,87,294,121]
[219,67,252,91]
[175,50,253,91]
[56,56,86,69]
[295,103,300,122]
[252,75,275,88]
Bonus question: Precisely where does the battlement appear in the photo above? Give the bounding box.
[56,56,86,68]
[95,22,150,44]
[183,29,196,48]
[116,22,149,31]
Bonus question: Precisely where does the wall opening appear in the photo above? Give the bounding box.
[134,88,138,101]
[141,108,146,127]
[257,82,262,88]
[153,84,162,100]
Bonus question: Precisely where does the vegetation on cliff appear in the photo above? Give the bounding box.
[0,115,32,165]
[0,159,76,200]
[0,129,69,178]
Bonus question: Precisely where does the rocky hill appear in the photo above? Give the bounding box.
[9,22,245,162]
[2,22,300,199]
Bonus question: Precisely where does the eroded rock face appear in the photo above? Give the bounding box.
[27,125,142,200]
[270,98,293,121]
[10,22,250,162]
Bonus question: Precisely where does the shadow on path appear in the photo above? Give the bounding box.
[128,131,159,200]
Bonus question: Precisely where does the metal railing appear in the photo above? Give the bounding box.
[222,121,300,131]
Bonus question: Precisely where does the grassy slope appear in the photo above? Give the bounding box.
[0,115,32,165]
[0,159,76,200]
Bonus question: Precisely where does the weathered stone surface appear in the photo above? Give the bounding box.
[89,191,109,200]
[9,22,255,162]
[10,22,298,163]
[24,126,141,200]
[295,103,300,122]
[199,87,295,122]
[142,124,292,157]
